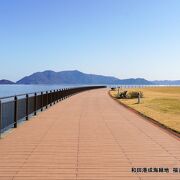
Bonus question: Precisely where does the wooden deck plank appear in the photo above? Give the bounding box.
[0,89,179,180]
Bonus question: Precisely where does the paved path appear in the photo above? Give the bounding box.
[0,89,179,180]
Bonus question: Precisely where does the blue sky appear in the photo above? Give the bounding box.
[0,0,180,81]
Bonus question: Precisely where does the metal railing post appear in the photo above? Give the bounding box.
[50,91,52,106]
[34,93,37,116]
[41,92,43,111]
[54,90,56,104]
[58,89,61,101]
[64,89,66,99]
[46,91,48,109]
[26,94,29,120]
[14,96,17,128]
[61,89,63,100]
[56,90,59,103]
[56,90,58,102]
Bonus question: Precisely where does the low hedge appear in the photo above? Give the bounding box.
[127,91,143,99]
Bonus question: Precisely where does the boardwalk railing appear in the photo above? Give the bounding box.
[0,86,106,135]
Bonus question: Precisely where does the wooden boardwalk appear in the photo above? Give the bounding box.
[0,89,179,180]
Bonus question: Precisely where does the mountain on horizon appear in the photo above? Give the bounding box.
[152,80,180,85]
[0,79,15,84]
[1,70,179,85]
[16,70,152,85]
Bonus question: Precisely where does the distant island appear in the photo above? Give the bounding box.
[0,70,180,85]
[16,70,152,85]
[0,79,15,84]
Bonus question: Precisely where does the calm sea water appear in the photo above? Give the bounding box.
[0,84,87,98]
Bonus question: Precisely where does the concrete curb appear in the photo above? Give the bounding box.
[108,90,180,140]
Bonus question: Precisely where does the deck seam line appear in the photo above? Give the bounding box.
[98,99,142,180]
[75,114,81,180]
[12,116,58,179]
[76,99,86,180]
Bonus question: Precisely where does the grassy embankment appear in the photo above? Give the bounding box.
[110,87,180,133]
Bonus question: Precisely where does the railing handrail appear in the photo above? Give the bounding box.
[0,88,66,100]
[0,85,106,100]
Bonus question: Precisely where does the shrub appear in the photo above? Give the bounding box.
[111,87,116,91]
[127,91,143,99]
[115,91,128,99]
